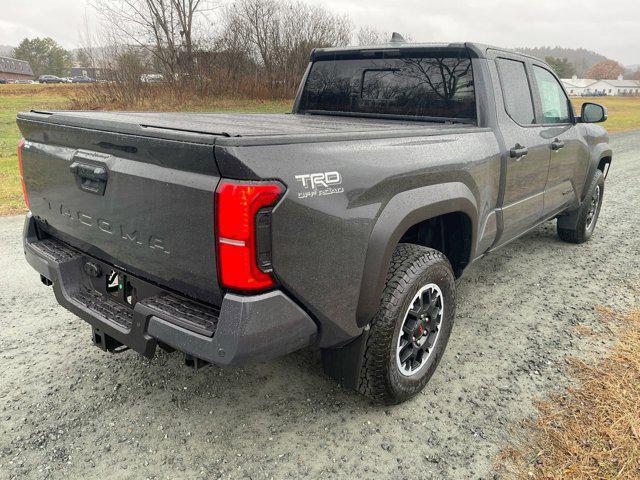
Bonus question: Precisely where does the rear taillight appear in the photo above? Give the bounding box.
[215,179,283,292]
[17,138,29,209]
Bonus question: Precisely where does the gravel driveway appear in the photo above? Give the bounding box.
[1,131,639,480]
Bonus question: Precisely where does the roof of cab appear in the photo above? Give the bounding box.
[310,41,542,63]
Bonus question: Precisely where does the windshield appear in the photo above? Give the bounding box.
[299,51,476,122]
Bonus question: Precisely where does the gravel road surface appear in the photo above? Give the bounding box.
[1,131,639,480]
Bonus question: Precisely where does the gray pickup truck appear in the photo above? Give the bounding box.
[18,40,611,404]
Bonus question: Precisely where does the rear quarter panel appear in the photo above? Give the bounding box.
[216,129,502,347]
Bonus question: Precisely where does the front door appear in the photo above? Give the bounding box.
[491,55,551,245]
[529,64,583,216]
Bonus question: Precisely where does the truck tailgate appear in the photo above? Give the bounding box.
[18,113,222,305]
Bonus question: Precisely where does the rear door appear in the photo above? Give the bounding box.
[489,53,551,245]
[529,63,584,216]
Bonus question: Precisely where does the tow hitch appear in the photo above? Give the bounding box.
[185,354,209,371]
[92,327,129,354]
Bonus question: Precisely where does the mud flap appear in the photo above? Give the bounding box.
[321,327,369,390]
[557,208,580,230]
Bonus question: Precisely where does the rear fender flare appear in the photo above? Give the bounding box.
[356,182,478,327]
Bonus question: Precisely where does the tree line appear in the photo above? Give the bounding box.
[543,56,637,81]
[518,46,638,80]
[9,1,639,92]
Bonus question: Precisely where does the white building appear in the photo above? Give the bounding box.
[561,76,596,96]
[562,75,640,96]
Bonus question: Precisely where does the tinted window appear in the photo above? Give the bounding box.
[533,66,572,124]
[496,58,535,125]
[299,53,476,121]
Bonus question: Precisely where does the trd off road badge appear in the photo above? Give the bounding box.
[294,171,344,199]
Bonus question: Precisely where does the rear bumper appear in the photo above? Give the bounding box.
[23,214,317,365]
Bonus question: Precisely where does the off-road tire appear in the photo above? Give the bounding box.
[558,169,605,244]
[358,243,456,404]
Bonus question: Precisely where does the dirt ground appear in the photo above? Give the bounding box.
[1,131,639,480]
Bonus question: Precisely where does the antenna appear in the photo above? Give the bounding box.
[390,32,405,43]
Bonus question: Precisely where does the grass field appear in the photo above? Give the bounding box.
[501,307,640,479]
[0,84,638,215]
[571,96,640,133]
[0,87,70,215]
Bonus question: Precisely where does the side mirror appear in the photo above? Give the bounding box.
[581,103,607,123]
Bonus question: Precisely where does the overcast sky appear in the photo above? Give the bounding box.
[1,0,638,65]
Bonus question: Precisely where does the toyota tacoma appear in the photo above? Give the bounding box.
[18,39,611,404]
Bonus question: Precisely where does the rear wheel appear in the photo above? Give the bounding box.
[359,244,455,404]
[558,170,604,244]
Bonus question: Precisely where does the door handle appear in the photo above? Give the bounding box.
[510,144,529,159]
[551,139,565,151]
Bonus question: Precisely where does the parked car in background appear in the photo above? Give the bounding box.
[71,75,96,83]
[14,80,37,84]
[0,79,7,84]
[38,75,65,84]
[140,73,164,83]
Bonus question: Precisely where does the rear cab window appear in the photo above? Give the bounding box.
[495,58,536,125]
[299,49,477,123]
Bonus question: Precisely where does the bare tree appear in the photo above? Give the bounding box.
[355,26,388,46]
[220,0,352,94]
[78,12,97,68]
[91,0,217,77]
[397,57,473,102]
[207,14,256,94]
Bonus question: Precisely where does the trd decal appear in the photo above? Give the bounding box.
[294,171,344,199]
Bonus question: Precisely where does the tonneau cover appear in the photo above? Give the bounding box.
[18,110,467,139]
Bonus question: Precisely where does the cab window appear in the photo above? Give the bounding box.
[533,66,572,124]
[495,58,535,125]
[300,53,477,121]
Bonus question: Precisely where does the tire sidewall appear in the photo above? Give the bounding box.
[386,260,456,401]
